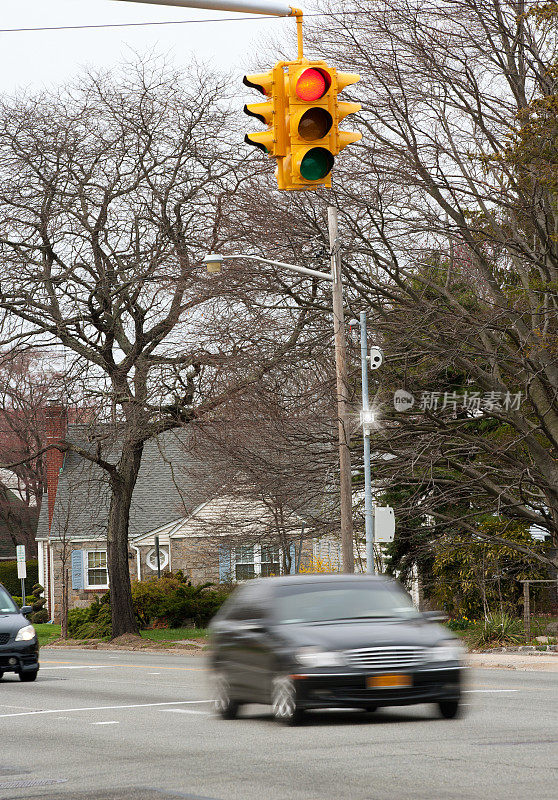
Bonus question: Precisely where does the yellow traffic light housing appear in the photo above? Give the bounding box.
[243,66,287,160]
[243,58,361,191]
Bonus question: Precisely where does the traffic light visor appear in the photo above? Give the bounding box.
[300,147,334,180]
[295,68,331,101]
[297,108,333,141]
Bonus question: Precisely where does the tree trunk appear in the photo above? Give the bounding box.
[107,440,144,638]
[60,566,68,639]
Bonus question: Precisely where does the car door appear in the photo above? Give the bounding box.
[224,584,273,703]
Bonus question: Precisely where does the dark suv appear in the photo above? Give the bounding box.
[208,574,464,724]
[0,582,39,682]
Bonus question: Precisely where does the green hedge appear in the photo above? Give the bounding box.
[0,560,39,595]
[66,574,231,639]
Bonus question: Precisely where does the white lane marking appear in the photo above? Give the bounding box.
[39,665,116,670]
[164,709,209,715]
[148,672,161,675]
[464,689,519,693]
[92,721,119,725]
[0,700,210,719]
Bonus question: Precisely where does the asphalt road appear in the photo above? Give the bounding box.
[0,648,556,800]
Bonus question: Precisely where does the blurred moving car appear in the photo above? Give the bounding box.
[0,582,39,682]
[208,574,464,724]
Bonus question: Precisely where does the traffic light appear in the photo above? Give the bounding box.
[282,62,361,190]
[243,60,361,191]
[243,65,287,161]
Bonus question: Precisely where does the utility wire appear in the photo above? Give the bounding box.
[0,11,367,35]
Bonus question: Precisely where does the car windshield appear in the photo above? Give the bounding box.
[273,583,419,624]
[0,586,18,614]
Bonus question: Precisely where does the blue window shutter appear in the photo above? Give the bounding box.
[71,550,84,591]
[289,543,296,574]
[218,544,230,583]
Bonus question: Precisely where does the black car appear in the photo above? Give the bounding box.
[0,582,39,682]
[208,574,464,724]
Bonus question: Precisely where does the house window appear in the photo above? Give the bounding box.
[146,547,169,572]
[85,551,108,588]
[234,546,256,581]
[233,545,281,581]
[260,545,280,577]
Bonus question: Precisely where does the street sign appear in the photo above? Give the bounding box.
[16,545,26,579]
[374,507,395,543]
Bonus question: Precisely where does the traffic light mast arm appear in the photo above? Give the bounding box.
[113,0,305,57]
[220,254,333,282]
[113,0,298,19]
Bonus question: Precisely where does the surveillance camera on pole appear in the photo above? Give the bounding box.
[369,346,383,370]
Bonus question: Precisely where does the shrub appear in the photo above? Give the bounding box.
[67,594,112,639]
[0,560,39,595]
[66,575,230,639]
[132,574,229,628]
[30,583,48,624]
[11,595,34,607]
[469,613,524,648]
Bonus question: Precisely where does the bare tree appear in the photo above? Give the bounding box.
[0,59,313,635]
[233,1,558,568]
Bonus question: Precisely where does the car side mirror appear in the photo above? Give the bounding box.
[243,621,266,635]
[20,606,32,616]
[422,610,448,623]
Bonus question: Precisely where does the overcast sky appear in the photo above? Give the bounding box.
[0,0,308,94]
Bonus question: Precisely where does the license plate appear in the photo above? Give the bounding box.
[366,674,412,689]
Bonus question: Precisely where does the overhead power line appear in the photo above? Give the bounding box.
[0,11,366,35]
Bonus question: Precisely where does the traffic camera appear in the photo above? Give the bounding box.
[369,346,384,370]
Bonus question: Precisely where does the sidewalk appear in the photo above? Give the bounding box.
[469,651,558,671]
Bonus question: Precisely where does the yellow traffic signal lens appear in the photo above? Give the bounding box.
[295,68,331,101]
[298,108,333,141]
[300,147,334,181]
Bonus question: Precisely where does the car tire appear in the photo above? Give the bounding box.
[213,671,240,720]
[0,671,3,680]
[361,705,378,713]
[271,675,304,726]
[437,699,460,719]
[19,670,38,683]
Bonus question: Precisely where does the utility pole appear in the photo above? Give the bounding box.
[328,206,354,573]
[359,312,375,574]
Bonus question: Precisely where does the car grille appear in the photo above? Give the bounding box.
[0,633,10,645]
[343,646,427,670]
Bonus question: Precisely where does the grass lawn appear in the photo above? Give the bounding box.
[140,628,208,642]
[35,623,62,647]
[33,623,208,646]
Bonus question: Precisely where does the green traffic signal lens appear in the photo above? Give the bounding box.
[300,147,334,181]
[298,108,333,141]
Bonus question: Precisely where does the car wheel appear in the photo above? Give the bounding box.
[438,699,460,719]
[19,670,38,683]
[213,671,240,720]
[271,675,304,726]
[0,671,3,680]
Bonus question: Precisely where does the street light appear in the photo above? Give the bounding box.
[203,220,355,574]
[203,254,225,273]
[351,311,380,575]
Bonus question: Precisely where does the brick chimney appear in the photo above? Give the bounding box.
[44,401,67,529]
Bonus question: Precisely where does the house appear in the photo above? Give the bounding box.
[0,482,38,561]
[37,404,314,619]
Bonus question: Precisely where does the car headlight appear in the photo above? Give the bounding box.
[15,624,36,642]
[295,647,346,668]
[427,641,465,663]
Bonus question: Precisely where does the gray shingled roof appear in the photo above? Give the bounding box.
[47,427,206,541]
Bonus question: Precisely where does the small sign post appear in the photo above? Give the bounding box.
[16,545,26,606]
